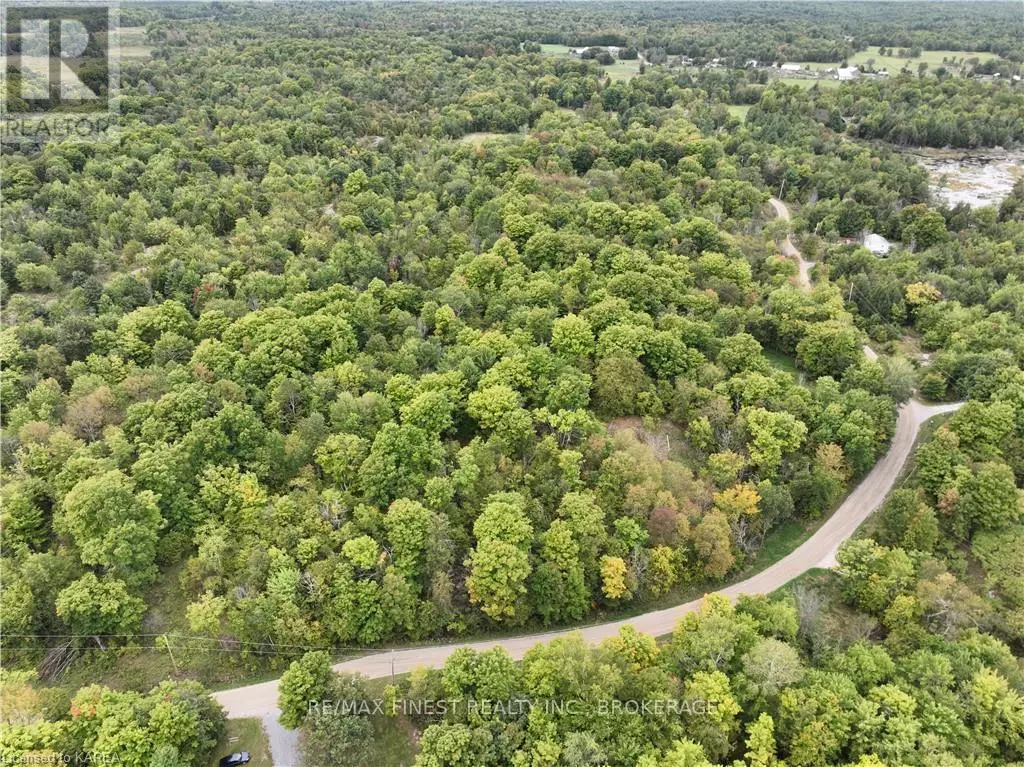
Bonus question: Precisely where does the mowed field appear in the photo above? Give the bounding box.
[116,27,154,59]
[538,43,642,81]
[792,46,998,74]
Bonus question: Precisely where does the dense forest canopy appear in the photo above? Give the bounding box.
[1,2,1023,766]
[118,1,1024,64]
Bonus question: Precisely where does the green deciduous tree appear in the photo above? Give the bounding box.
[467,385,521,430]
[796,321,863,379]
[465,493,534,623]
[836,539,916,614]
[742,637,805,699]
[54,574,145,644]
[683,670,741,760]
[383,498,435,582]
[594,353,655,417]
[551,314,595,359]
[279,651,333,729]
[957,461,1022,536]
[693,511,735,580]
[743,408,808,478]
[57,470,163,586]
[315,433,369,490]
[359,423,444,505]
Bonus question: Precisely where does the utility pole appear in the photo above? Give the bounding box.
[162,634,179,674]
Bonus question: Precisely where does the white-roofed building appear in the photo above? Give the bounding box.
[864,233,892,255]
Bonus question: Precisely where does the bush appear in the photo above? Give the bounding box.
[14,263,59,292]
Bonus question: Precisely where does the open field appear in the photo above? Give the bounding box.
[792,46,998,74]
[118,46,155,59]
[538,43,642,80]
[604,59,642,81]
[538,43,569,56]
[114,26,153,58]
[117,26,149,43]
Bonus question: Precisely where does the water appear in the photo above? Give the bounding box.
[911,150,1024,209]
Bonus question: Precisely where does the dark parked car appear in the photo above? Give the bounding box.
[218,753,251,767]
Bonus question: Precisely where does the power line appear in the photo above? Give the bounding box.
[1,633,366,650]
[1,644,322,655]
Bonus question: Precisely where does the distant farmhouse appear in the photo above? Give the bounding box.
[569,45,620,56]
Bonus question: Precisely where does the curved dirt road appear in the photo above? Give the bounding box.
[769,197,814,290]
[768,197,878,361]
[213,399,961,723]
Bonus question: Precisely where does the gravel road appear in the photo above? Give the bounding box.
[213,399,961,726]
[769,196,815,289]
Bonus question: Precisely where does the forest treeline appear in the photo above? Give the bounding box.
[758,76,1024,149]
[120,2,1024,65]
